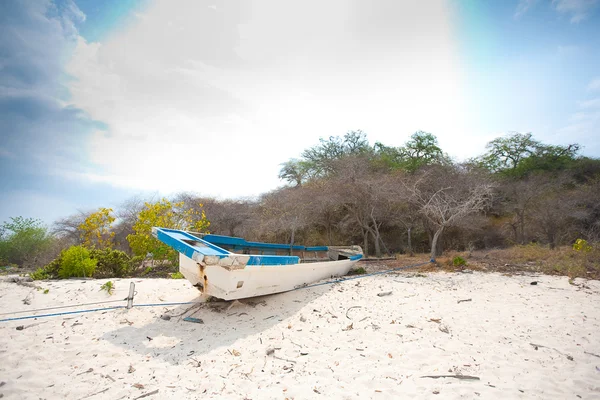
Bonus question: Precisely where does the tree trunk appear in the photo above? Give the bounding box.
[430,226,445,262]
[370,230,382,258]
[362,228,369,256]
[289,226,296,255]
[518,211,525,244]
[407,227,413,256]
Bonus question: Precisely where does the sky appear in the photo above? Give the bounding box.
[1,0,599,225]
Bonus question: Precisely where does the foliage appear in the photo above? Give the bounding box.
[79,208,115,249]
[573,239,592,253]
[91,248,131,278]
[100,281,115,295]
[278,159,312,187]
[452,256,467,266]
[299,130,371,178]
[476,132,579,177]
[58,245,97,278]
[170,271,185,279]
[0,217,53,267]
[373,131,449,172]
[30,254,63,280]
[346,266,367,275]
[127,198,210,264]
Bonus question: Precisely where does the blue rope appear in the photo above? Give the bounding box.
[0,260,431,323]
[0,306,125,322]
[296,260,432,290]
[133,302,197,307]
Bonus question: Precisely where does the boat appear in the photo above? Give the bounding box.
[152,227,363,300]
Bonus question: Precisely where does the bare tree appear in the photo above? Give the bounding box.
[403,166,495,261]
[327,156,393,257]
[51,210,90,245]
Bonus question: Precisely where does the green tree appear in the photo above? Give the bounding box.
[127,199,210,264]
[399,131,449,172]
[373,131,449,172]
[0,217,52,267]
[476,132,579,177]
[278,159,312,187]
[300,130,371,178]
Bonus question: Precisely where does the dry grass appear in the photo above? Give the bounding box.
[361,243,600,280]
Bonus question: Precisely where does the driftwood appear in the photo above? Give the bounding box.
[346,306,362,319]
[133,389,159,400]
[530,343,574,361]
[421,375,480,380]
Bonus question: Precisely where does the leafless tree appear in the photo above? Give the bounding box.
[403,165,495,261]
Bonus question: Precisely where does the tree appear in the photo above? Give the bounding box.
[403,166,495,261]
[329,156,393,257]
[300,130,371,178]
[373,131,449,172]
[278,159,311,187]
[0,217,53,267]
[79,208,115,249]
[127,198,210,264]
[52,211,90,245]
[399,131,449,172]
[477,132,579,177]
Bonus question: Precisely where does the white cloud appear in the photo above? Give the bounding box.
[514,0,539,18]
[588,78,600,91]
[65,0,469,198]
[553,0,599,23]
[578,98,600,108]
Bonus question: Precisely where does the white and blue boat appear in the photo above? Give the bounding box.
[153,227,363,300]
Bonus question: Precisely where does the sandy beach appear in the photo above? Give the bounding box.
[1,270,599,399]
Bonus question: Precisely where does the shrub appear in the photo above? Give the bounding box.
[30,254,63,280]
[91,248,131,278]
[452,256,467,267]
[129,255,145,271]
[347,266,367,276]
[170,271,185,279]
[573,239,592,253]
[100,281,115,295]
[59,246,97,278]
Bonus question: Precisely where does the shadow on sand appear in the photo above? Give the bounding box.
[100,284,331,365]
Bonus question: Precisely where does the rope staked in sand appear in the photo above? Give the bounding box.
[0,260,432,323]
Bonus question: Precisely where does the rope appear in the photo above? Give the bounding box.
[0,260,432,323]
[0,306,125,322]
[295,260,432,290]
[0,299,126,317]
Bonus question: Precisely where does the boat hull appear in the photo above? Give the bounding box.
[179,253,360,300]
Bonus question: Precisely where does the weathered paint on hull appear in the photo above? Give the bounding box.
[179,253,360,300]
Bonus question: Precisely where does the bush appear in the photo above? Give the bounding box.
[347,267,367,275]
[59,246,97,278]
[30,254,63,280]
[91,248,131,278]
[452,256,467,267]
[170,271,184,279]
[129,255,145,271]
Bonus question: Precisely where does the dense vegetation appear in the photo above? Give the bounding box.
[1,131,598,279]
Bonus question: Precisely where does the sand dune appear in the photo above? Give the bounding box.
[1,271,599,399]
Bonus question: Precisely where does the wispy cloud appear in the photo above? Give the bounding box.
[514,0,540,18]
[553,0,599,23]
[588,77,600,91]
[578,98,600,108]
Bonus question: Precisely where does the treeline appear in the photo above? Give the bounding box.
[1,131,599,277]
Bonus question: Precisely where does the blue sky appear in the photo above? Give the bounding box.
[0,0,599,225]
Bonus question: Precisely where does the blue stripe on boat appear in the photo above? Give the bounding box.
[154,228,300,266]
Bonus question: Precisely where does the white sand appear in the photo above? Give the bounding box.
[1,271,599,399]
